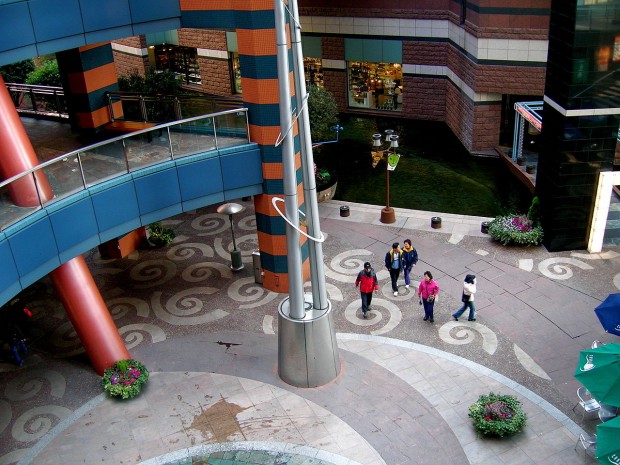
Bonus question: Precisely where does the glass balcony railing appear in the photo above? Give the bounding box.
[0,109,250,232]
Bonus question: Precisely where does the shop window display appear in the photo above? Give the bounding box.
[151,44,201,86]
[231,53,242,93]
[304,58,324,87]
[348,61,402,111]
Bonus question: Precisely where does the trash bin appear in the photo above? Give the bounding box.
[252,249,263,284]
[340,206,350,217]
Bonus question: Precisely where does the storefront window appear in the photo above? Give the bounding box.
[151,44,201,86]
[304,58,323,87]
[348,61,402,111]
[231,52,242,94]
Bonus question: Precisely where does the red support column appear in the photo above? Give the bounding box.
[0,75,130,374]
[50,258,130,374]
[0,75,52,205]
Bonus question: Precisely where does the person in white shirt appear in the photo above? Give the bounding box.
[453,274,476,321]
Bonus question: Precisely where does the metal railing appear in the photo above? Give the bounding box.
[105,91,244,123]
[5,83,68,119]
[0,108,250,232]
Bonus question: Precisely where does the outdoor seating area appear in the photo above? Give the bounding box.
[573,339,620,464]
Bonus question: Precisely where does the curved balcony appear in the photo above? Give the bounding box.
[0,109,263,306]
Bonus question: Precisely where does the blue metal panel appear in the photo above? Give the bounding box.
[0,239,21,308]
[132,18,181,36]
[177,157,223,201]
[48,197,100,263]
[79,0,132,32]
[344,38,364,61]
[133,167,182,216]
[85,27,134,46]
[36,35,87,56]
[90,180,141,242]
[0,2,35,53]
[220,149,263,191]
[128,0,180,24]
[223,185,262,201]
[182,193,224,212]
[29,0,84,42]
[238,55,278,80]
[7,216,60,286]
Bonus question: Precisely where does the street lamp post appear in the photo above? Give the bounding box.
[372,129,400,224]
[216,202,245,271]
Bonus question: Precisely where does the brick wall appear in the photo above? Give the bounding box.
[113,52,148,78]
[112,36,149,78]
[323,70,347,112]
[403,76,446,121]
[178,28,227,51]
[198,58,232,95]
[322,37,344,60]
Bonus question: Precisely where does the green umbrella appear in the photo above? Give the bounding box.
[596,415,620,464]
[574,343,620,406]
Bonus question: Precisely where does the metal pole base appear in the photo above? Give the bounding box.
[278,294,340,387]
[380,207,396,224]
[230,249,244,271]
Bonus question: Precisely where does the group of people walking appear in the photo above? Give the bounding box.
[355,240,477,322]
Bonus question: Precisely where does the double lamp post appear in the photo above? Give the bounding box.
[371,129,401,224]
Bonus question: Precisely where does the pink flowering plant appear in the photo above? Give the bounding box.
[469,393,527,437]
[102,359,149,399]
[488,197,543,246]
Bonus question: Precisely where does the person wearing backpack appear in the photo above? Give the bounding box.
[355,262,379,319]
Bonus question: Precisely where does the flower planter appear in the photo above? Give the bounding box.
[469,393,527,437]
[102,359,149,400]
[516,156,526,166]
[525,164,536,174]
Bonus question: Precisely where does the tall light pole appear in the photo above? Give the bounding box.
[217,202,245,271]
[372,129,400,224]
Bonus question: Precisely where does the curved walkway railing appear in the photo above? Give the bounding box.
[0,108,250,232]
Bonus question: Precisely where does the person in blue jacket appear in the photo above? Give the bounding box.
[385,242,403,296]
[401,238,418,289]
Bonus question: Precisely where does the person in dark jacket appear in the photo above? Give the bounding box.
[385,242,403,296]
[355,262,379,318]
[401,239,418,289]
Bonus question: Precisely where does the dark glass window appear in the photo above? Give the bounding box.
[153,44,201,86]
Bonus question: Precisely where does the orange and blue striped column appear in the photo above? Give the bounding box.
[181,0,310,293]
[56,42,122,131]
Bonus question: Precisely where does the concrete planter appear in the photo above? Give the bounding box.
[317,181,338,203]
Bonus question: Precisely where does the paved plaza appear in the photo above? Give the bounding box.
[0,119,619,464]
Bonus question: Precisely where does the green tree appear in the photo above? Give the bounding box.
[0,59,35,83]
[25,59,61,86]
[307,85,338,144]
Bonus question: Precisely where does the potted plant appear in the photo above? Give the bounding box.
[101,359,149,399]
[469,392,527,437]
[147,221,175,247]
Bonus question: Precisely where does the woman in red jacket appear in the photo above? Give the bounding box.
[417,271,439,323]
[355,262,379,319]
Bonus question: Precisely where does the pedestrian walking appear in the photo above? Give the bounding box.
[401,239,418,289]
[385,242,403,296]
[418,271,439,322]
[355,262,379,318]
[453,274,476,321]
[0,298,32,367]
